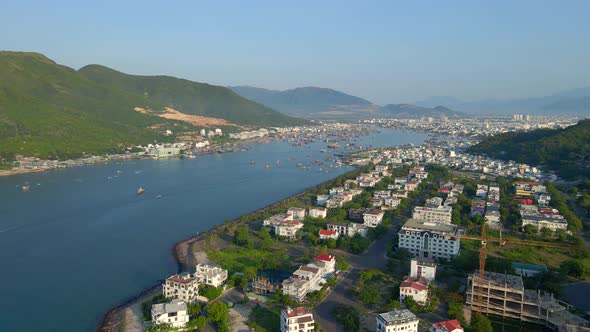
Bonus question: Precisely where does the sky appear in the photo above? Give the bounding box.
[1,0,589,104]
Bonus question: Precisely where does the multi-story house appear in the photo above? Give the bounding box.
[363,209,385,227]
[318,229,338,240]
[376,309,419,332]
[398,218,463,259]
[327,222,368,238]
[430,319,463,332]
[195,264,228,288]
[309,207,327,219]
[162,273,199,303]
[410,258,437,281]
[287,207,306,220]
[348,208,367,222]
[274,220,304,239]
[151,299,189,328]
[313,253,336,274]
[280,307,315,332]
[412,206,452,224]
[425,197,443,208]
[400,276,429,304]
[384,196,401,208]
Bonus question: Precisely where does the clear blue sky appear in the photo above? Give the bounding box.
[1,0,589,104]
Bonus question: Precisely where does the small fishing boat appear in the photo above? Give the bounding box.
[136,187,145,195]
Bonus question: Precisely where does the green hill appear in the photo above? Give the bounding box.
[79,65,307,127]
[468,120,590,179]
[0,52,306,162]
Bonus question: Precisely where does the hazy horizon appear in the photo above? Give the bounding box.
[2,0,589,104]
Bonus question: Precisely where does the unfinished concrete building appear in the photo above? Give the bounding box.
[466,271,588,331]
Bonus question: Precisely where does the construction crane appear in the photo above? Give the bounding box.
[444,224,570,313]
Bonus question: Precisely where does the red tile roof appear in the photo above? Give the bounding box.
[365,209,384,216]
[319,229,337,236]
[433,319,463,331]
[315,253,335,262]
[286,307,309,317]
[167,274,195,284]
[400,281,428,291]
[400,276,429,291]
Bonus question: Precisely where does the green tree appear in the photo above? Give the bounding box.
[359,284,381,304]
[234,225,252,247]
[257,227,273,250]
[471,314,493,332]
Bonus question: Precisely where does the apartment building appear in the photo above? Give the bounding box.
[398,218,463,259]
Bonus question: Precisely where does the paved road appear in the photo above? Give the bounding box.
[313,185,433,331]
[313,224,399,331]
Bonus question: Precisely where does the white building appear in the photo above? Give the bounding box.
[363,209,385,227]
[521,214,568,231]
[412,206,453,224]
[287,207,307,220]
[410,258,437,281]
[376,309,419,332]
[309,207,327,219]
[476,184,488,199]
[425,197,443,208]
[318,229,339,240]
[162,273,199,303]
[195,264,228,288]
[384,196,401,208]
[314,253,336,274]
[316,195,329,206]
[398,218,463,259]
[274,220,304,239]
[280,306,315,332]
[400,276,429,304]
[151,299,189,328]
[282,264,323,301]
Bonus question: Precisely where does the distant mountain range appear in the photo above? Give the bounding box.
[229,86,380,117]
[381,104,465,119]
[415,86,590,114]
[0,51,307,161]
[230,86,464,119]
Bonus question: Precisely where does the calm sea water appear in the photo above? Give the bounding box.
[0,129,427,332]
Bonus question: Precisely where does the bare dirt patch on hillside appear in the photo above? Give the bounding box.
[134,107,238,128]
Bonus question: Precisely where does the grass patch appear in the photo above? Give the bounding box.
[248,305,280,332]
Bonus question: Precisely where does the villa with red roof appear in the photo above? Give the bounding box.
[430,319,463,332]
[399,276,430,304]
[314,253,336,274]
[318,229,339,240]
[162,272,199,303]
